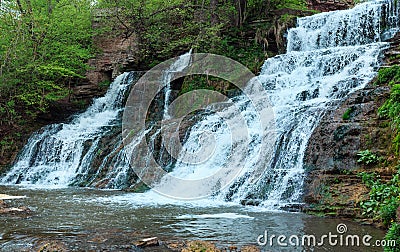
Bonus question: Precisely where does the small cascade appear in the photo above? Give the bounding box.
[0,73,135,186]
[163,49,192,119]
[287,0,399,52]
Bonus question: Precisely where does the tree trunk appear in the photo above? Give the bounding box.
[234,0,247,27]
[210,0,218,26]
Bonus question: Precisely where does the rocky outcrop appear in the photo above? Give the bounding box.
[307,0,354,12]
[86,12,139,89]
[86,34,137,87]
[303,33,400,211]
[302,82,392,217]
[304,85,392,173]
[0,196,31,216]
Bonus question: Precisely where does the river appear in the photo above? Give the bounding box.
[0,185,386,251]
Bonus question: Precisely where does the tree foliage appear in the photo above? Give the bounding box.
[97,0,308,69]
[0,0,94,123]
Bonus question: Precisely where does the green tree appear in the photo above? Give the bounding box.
[0,0,94,122]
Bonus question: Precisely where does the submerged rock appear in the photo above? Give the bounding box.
[0,198,31,215]
[240,199,261,206]
[135,237,159,247]
[0,195,30,215]
[0,206,31,215]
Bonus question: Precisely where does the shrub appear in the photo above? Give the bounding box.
[377,66,400,154]
[381,198,400,227]
[342,107,354,120]
[357,150,381,165]
[359,171,400,225]
[385,222,400,252]
[375,65,400,86]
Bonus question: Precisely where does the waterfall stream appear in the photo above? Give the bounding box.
[0,73,135,187]
[1,0,399,209]
[163,49,192,119]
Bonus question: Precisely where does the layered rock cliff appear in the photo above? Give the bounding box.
[303,33,400,217]
[307,0,354,12]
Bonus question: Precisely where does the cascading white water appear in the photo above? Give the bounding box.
[0,51,193,188]
[0,73,135,186]
[1,0,399,209]
[151,0,400,207]
[163,49,192,119]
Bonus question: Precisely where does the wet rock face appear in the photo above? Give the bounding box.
[304,85,392,173]
[304,33,400,175]
[307,0,354,12]
[301,84,392,214]
[303,33,400,207]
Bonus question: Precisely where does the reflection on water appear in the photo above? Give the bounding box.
[0,186,385,251]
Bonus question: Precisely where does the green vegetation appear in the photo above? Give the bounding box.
[0,0,94,123]
[275,0,308,10]
[357,150,381,165]
[376,66,400,86]
[342,107,354,120]
[180,76,222,95]
[385,222,400,252]
[378,66,400,153]
[353,0,368,4]
[358,171,400,226]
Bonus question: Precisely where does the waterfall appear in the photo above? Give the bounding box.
[1,0,399,208]
[0,73,135,186]
[163,49,192,119]
[149,0,399,206]
[287,0,399,52]
[0,51,194,188]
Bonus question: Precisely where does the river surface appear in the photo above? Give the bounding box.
[0,185,386,251]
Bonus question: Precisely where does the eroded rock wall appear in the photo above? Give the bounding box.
[307,0,354,12]
[303,33,400,212]
[304,86,392,173]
